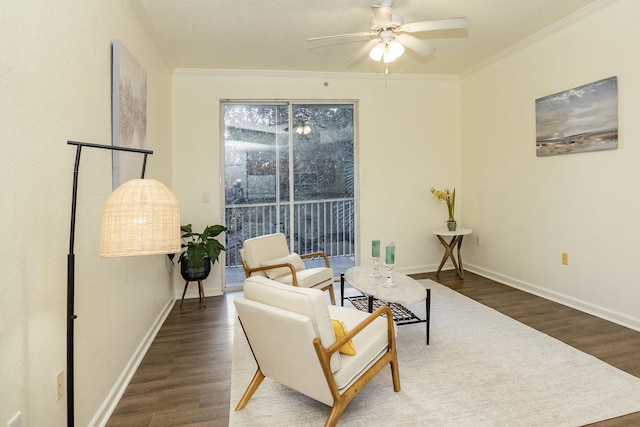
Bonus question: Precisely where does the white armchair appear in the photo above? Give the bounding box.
[240,232,336,304]
[234,276,400,427]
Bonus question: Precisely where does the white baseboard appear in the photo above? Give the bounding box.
[465,263,640,333]
[401,262,640,333]
[89,296,175,427]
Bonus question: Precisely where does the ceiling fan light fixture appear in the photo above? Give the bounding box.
[369,42,385,61]
[383,52,397,63]
[386,39,404,59]
[296,124,311,135]
[307,1,469,72]
[370,39,405,63]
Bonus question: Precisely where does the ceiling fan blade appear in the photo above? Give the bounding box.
[346,39,379,64]
[371,5,392,26]
[307,31,375,42]
[396,34,436,57]
[400,17,469,33]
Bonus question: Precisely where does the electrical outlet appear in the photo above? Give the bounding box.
[562,252,569,265]
[7,412,22,427]
[201,192,210,203]
[475,235,481,246]
[56,370,64,402]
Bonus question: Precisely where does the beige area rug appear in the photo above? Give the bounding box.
[229,279,640,426]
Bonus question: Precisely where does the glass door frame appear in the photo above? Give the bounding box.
[220,99,359,293]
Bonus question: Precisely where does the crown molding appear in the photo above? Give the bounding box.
[173,67,460,82]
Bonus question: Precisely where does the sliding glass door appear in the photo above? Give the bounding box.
[222,102,356,289]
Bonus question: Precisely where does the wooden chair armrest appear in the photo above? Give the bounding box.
[300,251,330,268]
[242,261,300,286]
[312,305,399,407]
[325,305,395,356]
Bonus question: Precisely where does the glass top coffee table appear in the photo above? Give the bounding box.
[340,266,431,344]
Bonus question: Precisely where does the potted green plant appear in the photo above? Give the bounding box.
[177,224,227,281]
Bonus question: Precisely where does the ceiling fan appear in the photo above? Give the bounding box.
[307,0,469,69]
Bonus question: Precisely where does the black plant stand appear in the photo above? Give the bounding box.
[180,257,211,307]
[180,279,207,307]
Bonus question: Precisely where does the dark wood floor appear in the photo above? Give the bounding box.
[107,270,640,426]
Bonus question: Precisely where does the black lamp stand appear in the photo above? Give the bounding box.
[66,140,153,427]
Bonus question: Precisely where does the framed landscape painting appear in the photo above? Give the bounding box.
[111,39,147,188]
[535,76,618,157]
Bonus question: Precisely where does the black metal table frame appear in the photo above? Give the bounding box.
[340,273,431,345]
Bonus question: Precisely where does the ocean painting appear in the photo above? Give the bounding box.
[536,76,617,157]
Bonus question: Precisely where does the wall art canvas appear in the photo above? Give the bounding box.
[112,39,147,188]
[535,76,617,157]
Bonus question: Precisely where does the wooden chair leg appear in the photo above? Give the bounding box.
[327,285,336,305]
[325,399,348,427]
[180,281,190,308]
[235,368,265,411]
[390,354,401,391]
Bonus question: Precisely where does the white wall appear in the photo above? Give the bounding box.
[0,1,175,425]
[172,70,461,296]
[460,0,640,330]
[7,1,636,424]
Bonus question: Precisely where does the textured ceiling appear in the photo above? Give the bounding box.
[134,0,601,75]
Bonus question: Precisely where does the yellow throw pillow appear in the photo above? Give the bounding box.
[331,319,357,355]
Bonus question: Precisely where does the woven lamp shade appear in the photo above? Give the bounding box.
[100,179,181,257]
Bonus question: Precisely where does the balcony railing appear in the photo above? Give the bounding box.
[224,198,355,268]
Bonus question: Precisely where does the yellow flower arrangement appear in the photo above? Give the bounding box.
[430,187,456,220]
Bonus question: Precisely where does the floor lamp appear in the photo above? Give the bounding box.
[66,140,180,427]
